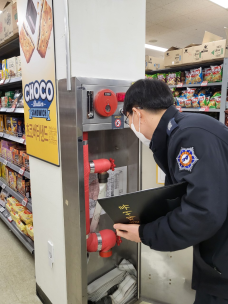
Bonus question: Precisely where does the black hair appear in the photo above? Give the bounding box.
[123,79,174,115]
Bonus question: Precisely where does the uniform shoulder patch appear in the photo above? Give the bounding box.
[176,147,199,172]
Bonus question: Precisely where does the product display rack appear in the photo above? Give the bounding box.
[0,35,34,253]
[146,58,228,123]
[0,208,34,254]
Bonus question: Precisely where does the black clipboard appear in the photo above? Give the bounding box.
[98,182,187,225]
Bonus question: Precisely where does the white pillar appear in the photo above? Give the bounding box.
[31,1,146,304]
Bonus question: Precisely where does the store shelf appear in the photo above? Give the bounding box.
[0,208,34,254]
[0,156,30,179]
[169,82,222,88]
[0,35,20,60]
[0,107,24,113]
[0,76,22,90]
[0,132,26,145]
[0,178,32,212]
[180,108,221,113]
[145,59,224,75]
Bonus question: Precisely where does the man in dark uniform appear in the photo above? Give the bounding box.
[114,79,228,304]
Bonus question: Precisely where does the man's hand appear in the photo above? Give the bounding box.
[113,224,141,243]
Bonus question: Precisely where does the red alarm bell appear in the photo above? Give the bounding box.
[94,89,118,117]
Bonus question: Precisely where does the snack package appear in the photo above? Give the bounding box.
[5,167,10,184]
[211,65,223,82]
[8,170,17,191]
[1,96,7,107]
[16,219,27,234]
[0,189,9,207]
[185,71,191,85]
[190,68,203,84]
[215,95,221,109]
[12,202,26,214]
[2,59,8,79]
[209,92,221,108]
[6,202,13,213]
[10,211,19,222]
[192,97,200,108]
[157,73,166,82]
[198,95,206,107]
[17,117,24,137]
[11,117,18,135]
[10,146,26,165]
[185,99,192,108]
[1,164,6,180]
[5,91,15,108]
[6,116,12,134]
[21,152,30,171]
[19,210,33,225]
[0,115,4,131]
[176,71,181,84]
[17,174,31,198]
[26,224,34,240]
[166,73,176,85]
[187,88,196,99]
[176,97,186,108]
[204,68,213,82]
[7,196,18,206]
[6,148,14,162]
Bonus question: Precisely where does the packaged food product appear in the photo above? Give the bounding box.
[26,224,34,240]
[17,175,31,198]
[8,170,17,191]
[0,189,9,207]
[10,211,19,222]
[166,73,176,85]
[208,98,216,108]
[0,115,3,131]
[6,148,13,162]
[176,71,181,84]
[2,59,8,79]
[7,57,17,77]
[6,116,12,134]
[187,88,196,99]
[176,97,186,108]
[211,65,223,82]
[17,94,24,108]
[20,152,30,171]
[192,97,200,108]
[215,95,221,109]
[17,56,22,77]
[19,210,33,225]
[204,68,213,82]
[185,99,192,108]
[5,91,15,107]
[1,164,6,180]
[6,202,13,213]
[198,95,206,107]
[1,96,7,107]
[190,68,203,84]
[17,117,24,138]
[157,73,166,82]
[16,219,27,234]
[12,202,25,214]
[7,196,18,206]
[5,167,10,184]
[185,71,191,84]
[11,117,18,135]
[10,146,26,165]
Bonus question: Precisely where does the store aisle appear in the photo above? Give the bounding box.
[0,220,41,304]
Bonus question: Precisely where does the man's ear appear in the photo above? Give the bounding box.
[132,107,141,118]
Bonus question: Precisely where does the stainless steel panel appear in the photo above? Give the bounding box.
[59,77,140,303]
[64,0,71,91]
[220,58,228,123]
[59,78,87,304]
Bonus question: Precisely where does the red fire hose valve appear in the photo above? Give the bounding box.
[116,235,122,246]
[110,158,116,171]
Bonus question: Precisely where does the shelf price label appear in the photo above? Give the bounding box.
[0,207,5,213]
[201,81,208,87]
[22,197,28,207]
[3,159,8,165]
[2,183,6,190]
[199,107,209,112]
[177,83,183,88]
[8,216,12,222]
[19,167,25,176]
[7,108,15,113]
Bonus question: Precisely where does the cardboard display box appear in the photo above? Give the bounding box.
[183,44,200,64]
[164,47,183,67]
[0,13,4,45]
[145,55,165,71]
[3,2,18,40]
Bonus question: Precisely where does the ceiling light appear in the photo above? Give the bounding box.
[145,44,168,52]
[0,11,2,14]
[209,0,228,9]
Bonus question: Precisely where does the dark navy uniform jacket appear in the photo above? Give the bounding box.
[139,105,228,299]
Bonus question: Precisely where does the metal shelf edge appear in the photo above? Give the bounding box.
[169,82,222,88]
[0,211,34,254]
[180,108,221,113]
[0,133,26,145]
[0,156,30,179]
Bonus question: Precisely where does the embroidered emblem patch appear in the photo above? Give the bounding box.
[176,147,198,172]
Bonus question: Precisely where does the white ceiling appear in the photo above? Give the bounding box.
[146,0,228,53]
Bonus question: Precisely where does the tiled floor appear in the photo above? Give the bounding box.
[0,219,41,304]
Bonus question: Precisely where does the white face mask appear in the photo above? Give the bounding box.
[131,112,151,147]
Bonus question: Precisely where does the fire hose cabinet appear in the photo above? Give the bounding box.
[59,77,156,304]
